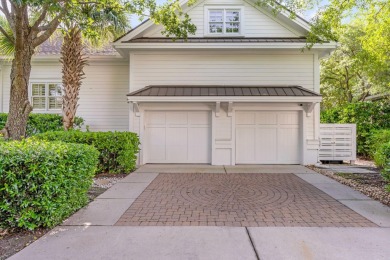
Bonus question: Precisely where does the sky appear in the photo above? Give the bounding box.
[130,0,329,27]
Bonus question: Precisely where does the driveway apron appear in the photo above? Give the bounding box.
[10,165,390,260]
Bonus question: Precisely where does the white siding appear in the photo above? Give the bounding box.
[1,59,129,131]
[130,51,315,92]
[144,0,299,38]
[129,50,316,141]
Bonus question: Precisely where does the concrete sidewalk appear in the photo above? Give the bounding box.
[9,165,390,260]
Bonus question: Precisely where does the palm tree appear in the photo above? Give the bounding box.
[0,7,129,131]
[60,5,129,130]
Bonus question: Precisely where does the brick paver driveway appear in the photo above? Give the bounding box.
[116,173,376,227]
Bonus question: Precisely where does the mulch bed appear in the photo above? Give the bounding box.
[0,228,48,260]
[307,165,390,206]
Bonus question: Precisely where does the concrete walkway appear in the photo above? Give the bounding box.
[10,165,390,260]
[316,164,378,174]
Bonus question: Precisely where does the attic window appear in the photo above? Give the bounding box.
[206,7,243,35]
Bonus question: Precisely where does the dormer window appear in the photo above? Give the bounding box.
[205,6,244,36]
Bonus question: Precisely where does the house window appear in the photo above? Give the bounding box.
[31,83,63,111]
[207,8,242,35]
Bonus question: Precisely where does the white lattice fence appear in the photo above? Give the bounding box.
[319,124,357,162]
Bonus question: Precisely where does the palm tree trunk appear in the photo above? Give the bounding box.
[60,27,87,130]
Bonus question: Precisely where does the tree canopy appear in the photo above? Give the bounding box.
[0,0,199,139]
[0,0,389,138]
[313,0,390,109]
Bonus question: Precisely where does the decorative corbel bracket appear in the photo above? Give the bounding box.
[133,102,140,117]
[304,102,317,117]
[215,102,221,117]
[227,102,233,117]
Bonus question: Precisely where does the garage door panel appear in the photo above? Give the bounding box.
[146,111,166,126]
[166,112,187,125]
[166,127,188,161]
[236,127,256,163]
[147,127,166,161]
[236,111,300,164]
[278,128,300,163]
[236,112,255,125]
[189,112,211,126]
[188,127,211,162]
[145,111,211,163]
[256,128,278,163]
[279,112,299,125]
[256,112,277,125]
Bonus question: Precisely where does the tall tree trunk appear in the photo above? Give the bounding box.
[1,7,33,140]
[61,27,87,130]
[3,47,34,139]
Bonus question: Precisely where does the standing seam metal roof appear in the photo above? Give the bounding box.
[127,85,321,97]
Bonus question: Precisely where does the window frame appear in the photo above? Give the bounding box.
[29,81,63,112]
[204,6,244,37]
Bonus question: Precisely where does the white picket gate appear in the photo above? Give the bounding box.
[319,124,357,163]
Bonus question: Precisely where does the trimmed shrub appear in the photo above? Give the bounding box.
[0,113,84,136]
[368,130,390,190]
[0,140,99,230]
[34,131,140,174]
[367,130,390,158]
[321,101,390,156]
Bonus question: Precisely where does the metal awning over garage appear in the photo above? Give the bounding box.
[127,85,322,117]
[128,85,320,97]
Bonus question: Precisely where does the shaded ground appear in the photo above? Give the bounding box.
[0,228,49,260]
[0,175,124,260]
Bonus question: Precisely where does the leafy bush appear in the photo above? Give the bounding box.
[368,130,390,190]
[0,113,84,136]
[0,140,99,230]
[367,130,390,158]
[34,131,140,174]
[321,101,390,155]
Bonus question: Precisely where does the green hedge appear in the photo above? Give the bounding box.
[0,113,84,136]
[368,130,390,190]
[367,130,390,158]
[34,131,140,174]
[0,140,99,230]
[321,101,390,155]
[375,143,390,191]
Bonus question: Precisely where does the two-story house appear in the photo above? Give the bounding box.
[0,0,336,166]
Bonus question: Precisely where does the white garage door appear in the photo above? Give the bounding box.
[145,111,211,163]
[236,111,300,164]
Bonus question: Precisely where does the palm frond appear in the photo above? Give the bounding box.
[0,16,15,57]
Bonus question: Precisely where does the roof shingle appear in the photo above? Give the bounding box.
[36,38,118,56]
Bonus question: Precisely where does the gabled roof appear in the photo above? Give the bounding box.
[114,0,312,44]
[128,85,321,97]
[124,37,312,43]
